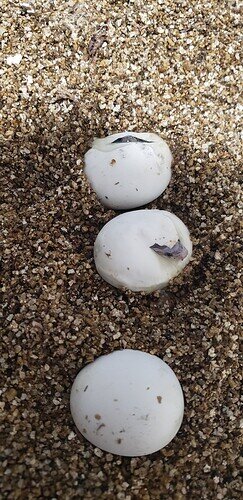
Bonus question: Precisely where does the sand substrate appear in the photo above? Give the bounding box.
[1,1,242,498]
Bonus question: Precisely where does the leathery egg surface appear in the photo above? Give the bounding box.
[84,131,172,209]
[70,350,184,456]
[94,209,192,292]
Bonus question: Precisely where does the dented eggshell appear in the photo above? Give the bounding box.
[70,349,184,456]
[84,131,172,209]
[94,209,192,292]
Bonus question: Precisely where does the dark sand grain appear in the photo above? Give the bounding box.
[0,0,242,498]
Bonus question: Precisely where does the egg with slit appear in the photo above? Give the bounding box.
[94,209,192,292]
[84,131,172,209]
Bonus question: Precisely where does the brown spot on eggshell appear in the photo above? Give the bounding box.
[110,159,116,166]
[97,423,106,432]
[95,414,101,420]
[157,396,162,404]
[117,438,122,444]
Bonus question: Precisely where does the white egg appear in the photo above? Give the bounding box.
[84,131,172,209]
[70,349,184,456]
[94,209,192,292]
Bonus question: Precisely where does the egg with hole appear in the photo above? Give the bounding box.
[70,349,184,456]
[84,131,172,209]
[94,209,192,292]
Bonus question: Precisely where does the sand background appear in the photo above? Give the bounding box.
[1,0,242,498]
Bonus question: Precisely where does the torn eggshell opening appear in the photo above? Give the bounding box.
[150,240,188,261]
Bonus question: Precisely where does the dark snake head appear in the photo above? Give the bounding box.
[150,240,188,261]
[112,135,153,144]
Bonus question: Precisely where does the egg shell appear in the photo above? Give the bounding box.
[84,132,172,209]
[70,350,184,457]
[94,209,192,292]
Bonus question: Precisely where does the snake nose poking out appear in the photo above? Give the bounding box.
[111,135,153,144]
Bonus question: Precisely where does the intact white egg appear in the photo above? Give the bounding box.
[70,349,184,456]
[84,131,172,209]
[94,209,192,292]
